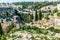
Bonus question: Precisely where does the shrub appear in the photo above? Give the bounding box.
[54,29,60,33]
[44,15,49,19]
[53,8,58,13]
[1,35,6,40]
[41,30,48,34]
[47,27,54,32]
[36,29,41,34]
[57,12,60,16]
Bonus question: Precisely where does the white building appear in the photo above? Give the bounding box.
[41,5,56,11]
[55,33,60,38]
[57,4,60,11]
[49,13,60,27]
[55,0,60,2]
[54,18,60,26]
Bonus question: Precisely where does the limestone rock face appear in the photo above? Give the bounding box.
[0,13,23,32]
[55,33,60,38]
[23,33,34,40]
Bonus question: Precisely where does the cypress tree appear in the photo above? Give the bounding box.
[35,10,38,21]
[0,23,3,36]
[6,11,9,17]
[38,10,43,20]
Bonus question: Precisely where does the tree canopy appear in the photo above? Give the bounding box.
[53,8,58,13]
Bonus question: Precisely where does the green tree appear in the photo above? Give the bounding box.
[0,23,3,36]
[38,10,43,20]
[6,11,9,16]
[14,9,23,21]
[14,9,19,15]
[1,35,6,40]
[14,9,22,17]
[47,27,54,32]
[30,14,33,22]
[57,12,60,16]
[35,10,38,21]
[53,8,58,13]
[44,15,49,19]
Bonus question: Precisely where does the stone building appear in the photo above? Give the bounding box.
[49,13,60,27]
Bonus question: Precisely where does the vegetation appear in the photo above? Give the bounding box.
[12,1,60,9]
[35,10,38,21]
[0,23,7,40]
[57,12,60,16]
[53,8,58,13]
[19,25,48,34]
[38,10,43,20]
[44,14,49,19]
[0,1,60,40]
[47,27,60,33]
[0,24,60,40]
[50,13,54,16]
[20,13,31,23]
[0,23,3,36]
[1,35,6,40]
